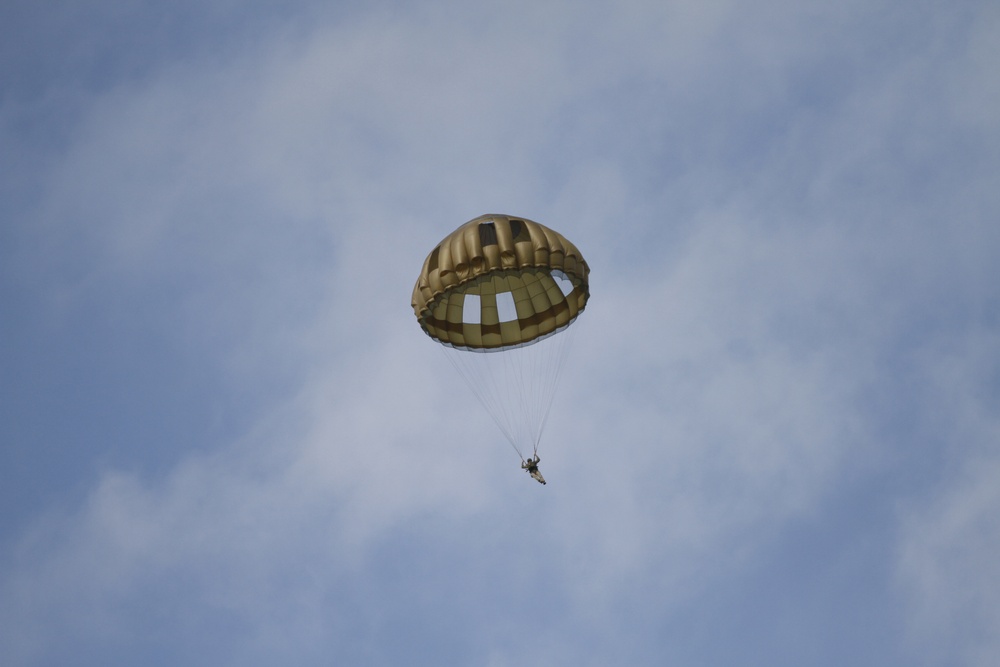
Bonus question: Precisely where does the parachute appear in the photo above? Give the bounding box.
[412,214,590,461]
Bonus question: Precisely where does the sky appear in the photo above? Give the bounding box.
[2,0,999,665]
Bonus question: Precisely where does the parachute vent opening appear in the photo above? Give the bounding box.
[496,291,518,322]
[463,293,482,324]
[510,220,528,242]
[552,270,575,297]
[478,222,498,247]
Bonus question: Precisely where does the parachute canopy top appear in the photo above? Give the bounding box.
[412,214,590,351]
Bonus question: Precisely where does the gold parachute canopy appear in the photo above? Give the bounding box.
[412,214,590,351]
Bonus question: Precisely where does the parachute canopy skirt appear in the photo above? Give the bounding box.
[412,214,590,351]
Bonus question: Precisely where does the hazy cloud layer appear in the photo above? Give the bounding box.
[2,1,998,665]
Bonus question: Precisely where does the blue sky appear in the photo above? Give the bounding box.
[2,1,999,665]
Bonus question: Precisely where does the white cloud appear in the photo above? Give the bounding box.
[897,450,1000,667]
[895,328,1000,666]
[3,1,1000,665]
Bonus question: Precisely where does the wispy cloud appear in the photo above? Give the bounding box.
[2,1,999,665]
